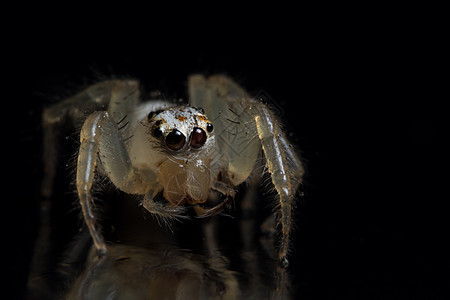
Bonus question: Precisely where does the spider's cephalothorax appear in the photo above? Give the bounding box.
[42,75,304,298]
[142,106,216,206]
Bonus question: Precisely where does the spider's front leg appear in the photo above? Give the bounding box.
[252,104,303,299]
[42,80,139,197]
[188,74,303,262]
[253,104,304,267]
[77,111,145,255]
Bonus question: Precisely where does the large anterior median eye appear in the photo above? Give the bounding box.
[190,127,207,149]
[165,129,186,151]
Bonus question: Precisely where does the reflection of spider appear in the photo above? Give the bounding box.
[42,75,303,298]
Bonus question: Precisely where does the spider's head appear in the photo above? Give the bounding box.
[147,106,214,153]
[146,106,215,205]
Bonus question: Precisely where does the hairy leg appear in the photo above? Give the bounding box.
[253,105,303,299]
[42,80,140,197]
[29,80,140,292]
[77,111,145,255]
[254,104,303,266]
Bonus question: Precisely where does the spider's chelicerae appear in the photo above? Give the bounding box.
[42,74,304,297]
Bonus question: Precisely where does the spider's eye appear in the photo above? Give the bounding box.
[152,120,164,138]
[147,110,164,121]
[153,127,164,138]
[165,129,186,151]
[191,106,205,114]
[190,127,207,149]
[206,123,213,133]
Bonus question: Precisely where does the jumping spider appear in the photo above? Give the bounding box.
[41,75,304,297]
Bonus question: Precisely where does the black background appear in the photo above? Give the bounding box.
[5,10,446,299]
